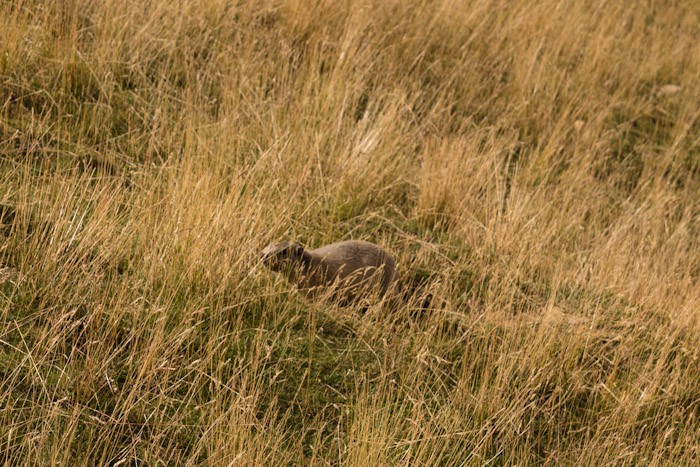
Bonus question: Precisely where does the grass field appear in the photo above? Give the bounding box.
[1,0,699,464]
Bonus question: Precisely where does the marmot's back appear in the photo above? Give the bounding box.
[308,240,398,297]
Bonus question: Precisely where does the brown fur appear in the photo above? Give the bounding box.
[260,240,399,304]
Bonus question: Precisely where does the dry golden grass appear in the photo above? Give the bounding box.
[1,0,699,464]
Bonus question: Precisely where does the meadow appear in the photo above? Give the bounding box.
[1,0,699,464]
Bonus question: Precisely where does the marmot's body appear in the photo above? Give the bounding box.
[261,240,399,304]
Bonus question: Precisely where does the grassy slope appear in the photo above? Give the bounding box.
[1,0,699,464]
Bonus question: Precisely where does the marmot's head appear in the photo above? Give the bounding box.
[261,241,305,272]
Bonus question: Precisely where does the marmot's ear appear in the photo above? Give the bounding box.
[290,242,304,257]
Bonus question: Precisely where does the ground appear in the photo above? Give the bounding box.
[1,0,699,465]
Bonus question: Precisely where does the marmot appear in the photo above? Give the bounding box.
[260,239,400,305]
